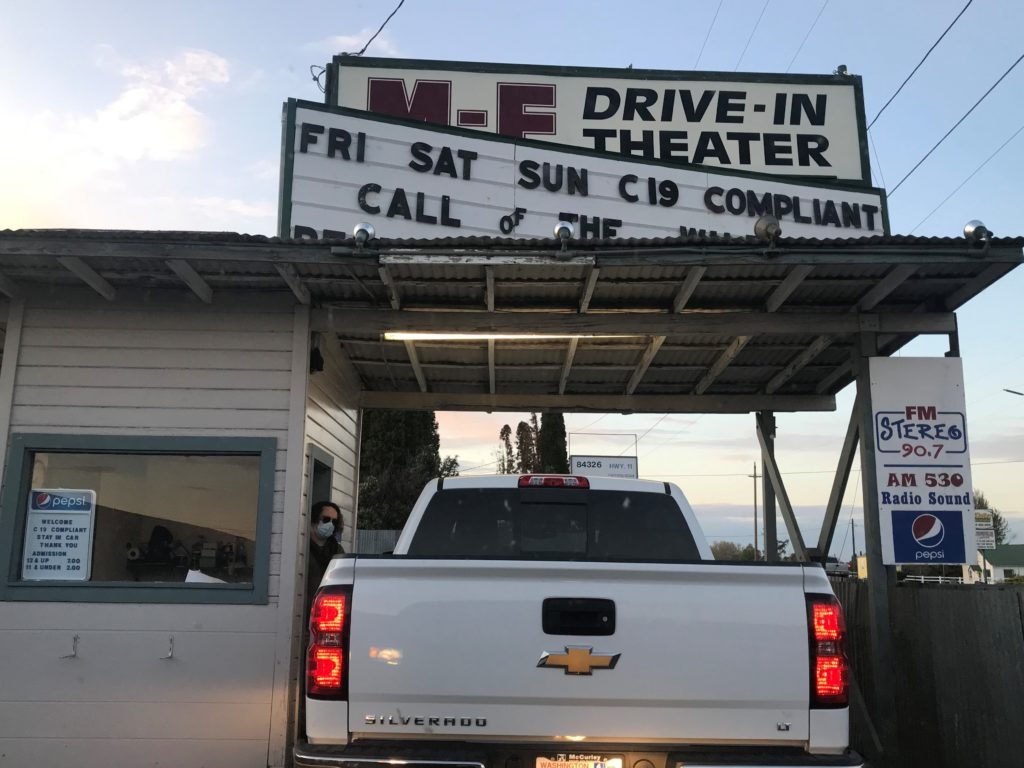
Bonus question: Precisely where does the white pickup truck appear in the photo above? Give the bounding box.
[297,474,862,768]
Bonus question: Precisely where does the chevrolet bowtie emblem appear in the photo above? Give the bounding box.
[537,646,620,675]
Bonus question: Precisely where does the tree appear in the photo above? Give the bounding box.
[358,409,459,530]
[497,424,515,474]
[975,488,1012,545]
[710,541,757,560]
[497,412,569,474]
[537,413,569,473]
[514,420,539,472]
[776,538,794,561]
[710,541,743,560]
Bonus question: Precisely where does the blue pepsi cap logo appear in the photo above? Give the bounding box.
[34,492,51,509]
[911,514,945,548]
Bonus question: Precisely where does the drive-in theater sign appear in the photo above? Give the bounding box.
[327,56,872,184]
[280,102,887,241]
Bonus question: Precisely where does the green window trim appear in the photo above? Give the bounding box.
[0,433,277,604]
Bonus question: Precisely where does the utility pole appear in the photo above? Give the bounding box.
[851,518,857,561]
[749,462,759,559]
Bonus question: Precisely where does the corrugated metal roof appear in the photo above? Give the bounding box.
[0,228,1020,408]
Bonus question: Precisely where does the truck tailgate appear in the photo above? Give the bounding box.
[347,558,811,744]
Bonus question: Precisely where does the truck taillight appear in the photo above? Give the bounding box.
[518,475,590,488]
[807,594,848,707]
[307,586,352,699]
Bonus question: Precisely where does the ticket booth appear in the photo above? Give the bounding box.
[0,257,359,768]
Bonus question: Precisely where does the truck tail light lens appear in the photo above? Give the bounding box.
[807,594,848,707]
[518,475,590,489]
[307,586,352,699]
[311,647,343,689]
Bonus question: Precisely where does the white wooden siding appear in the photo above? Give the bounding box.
[0,739,269,768]
[281,335,362,762]
[304,339,362,552]
[1,294,302,768]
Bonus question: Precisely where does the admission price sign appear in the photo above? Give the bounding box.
[975,510,996,550]
[870,358,976,565]
[21,489,96,580]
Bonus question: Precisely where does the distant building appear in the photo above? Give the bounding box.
[967,545,1024,583]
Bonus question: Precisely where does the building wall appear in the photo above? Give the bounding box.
[0,292,307,768]
[281,334,363,752]
[304,336,362,552]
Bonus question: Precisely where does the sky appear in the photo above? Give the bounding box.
[2,0,1022,554]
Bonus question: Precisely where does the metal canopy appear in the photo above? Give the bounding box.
[0,229,1020,413]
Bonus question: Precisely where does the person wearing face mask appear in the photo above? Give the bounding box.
[307,500,345,606]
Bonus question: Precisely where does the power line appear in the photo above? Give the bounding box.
[911,120,1024,233]
[640,413,706,458]
[868,130,887,188]
[836,480,861,560]
[460,458,499,472]
[574,413,609,432]
[621,413,670,454]
[868,0,973,129]
[646,458,1023,480]
[889,51,1024,196]
[785,0,829,73]
[355,0,407,56]
[694,0,724,69]
[735,0,771,72]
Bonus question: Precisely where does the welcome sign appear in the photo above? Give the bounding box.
[280,101,887,241]
[22,489,96,580]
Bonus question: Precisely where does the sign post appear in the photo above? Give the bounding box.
[975,510,996,583]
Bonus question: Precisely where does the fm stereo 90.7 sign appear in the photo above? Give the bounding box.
[280,101,887,240]
[329,57,872,184]
[870,358,976,565]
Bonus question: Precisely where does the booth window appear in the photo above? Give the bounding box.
[0,434,276,604]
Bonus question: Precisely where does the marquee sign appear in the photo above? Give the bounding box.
[328,57,872,184]
[869,358,976,565]
[280,101,888,241]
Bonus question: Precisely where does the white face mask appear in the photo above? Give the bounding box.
[316,520,336,539]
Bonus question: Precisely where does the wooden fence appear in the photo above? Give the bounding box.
[831,578,1024,768]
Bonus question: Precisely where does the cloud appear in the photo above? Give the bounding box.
[966,431,1024,460]
[306,30,400,57]
[248,159,280,182]
[189,196,275,222]
[0,48,231,229]
[97,193,276,234]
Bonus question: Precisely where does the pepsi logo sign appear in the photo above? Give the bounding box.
[911,514,945,549]
[29,490,93,511]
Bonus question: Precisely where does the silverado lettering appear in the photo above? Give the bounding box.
[363,715,487,727]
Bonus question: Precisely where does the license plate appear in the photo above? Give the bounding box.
[536,756,623,768]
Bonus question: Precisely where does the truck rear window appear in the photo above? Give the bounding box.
[407,488,700,561]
